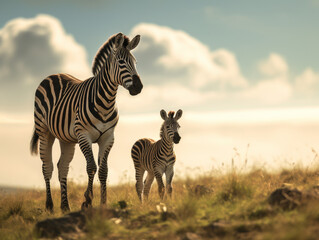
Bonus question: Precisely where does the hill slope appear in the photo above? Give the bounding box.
[1,167,319,239]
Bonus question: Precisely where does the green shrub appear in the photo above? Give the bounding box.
[85,211,113,239]
[7,200,24,218]
[175,196,198,220]
[217,172,254,202]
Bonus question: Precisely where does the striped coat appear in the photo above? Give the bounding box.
[30,33,143,212]
[131,109,182,201]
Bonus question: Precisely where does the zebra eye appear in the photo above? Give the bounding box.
[118,59,125,64]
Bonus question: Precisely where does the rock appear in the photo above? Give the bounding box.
[203,220,229,237]
[160,211,177,221]
[35,207,130,238]
[35,211,86,238]
[268,187,319,210]
[182,232,202,240]
[118,200,127,209]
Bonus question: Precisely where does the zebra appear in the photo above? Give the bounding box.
[30,32,143,212]
[131,109,183,202]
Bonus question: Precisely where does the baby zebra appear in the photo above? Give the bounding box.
[131,109,182,202]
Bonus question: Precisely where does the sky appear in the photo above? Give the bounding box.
[1,0,319,189]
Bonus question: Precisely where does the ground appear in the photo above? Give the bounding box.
[1,166,319,239]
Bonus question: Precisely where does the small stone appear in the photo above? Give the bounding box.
[118,200,127,209]
[183,232,202,240]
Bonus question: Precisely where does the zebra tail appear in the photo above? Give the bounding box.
[30,128,39,156]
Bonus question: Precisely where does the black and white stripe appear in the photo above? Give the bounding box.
[30,33,143,212]
[131,109,183,202]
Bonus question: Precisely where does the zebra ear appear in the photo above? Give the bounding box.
[127,35,140,51]
[160,109,167,120]
[114,33,125,49]
[175,109,183,120]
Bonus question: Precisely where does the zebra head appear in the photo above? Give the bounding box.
[112,33,143,96]
[160,109,183,144]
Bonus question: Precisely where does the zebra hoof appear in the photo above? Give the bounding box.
[81,201,92,210]
[61,205,70,213]
[46,201,54,213]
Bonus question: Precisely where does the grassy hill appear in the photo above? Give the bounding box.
[1,166,319,239]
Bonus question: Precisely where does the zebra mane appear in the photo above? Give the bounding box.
[168,111,175,118]
[92,33,130,76]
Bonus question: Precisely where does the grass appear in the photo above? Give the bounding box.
[1,166,319,239]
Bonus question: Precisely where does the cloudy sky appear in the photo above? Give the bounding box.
[1,0,319,188]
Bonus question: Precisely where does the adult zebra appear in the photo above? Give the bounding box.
[30,33,143,212]
[131,109,182,202]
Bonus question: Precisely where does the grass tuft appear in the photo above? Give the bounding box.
[217,172,254,202]
[85,210,113,239]
[175,196,198,220]
[7,200,24,218]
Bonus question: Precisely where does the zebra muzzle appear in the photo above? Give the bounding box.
[128,75,143,96]
[173,133,181,144]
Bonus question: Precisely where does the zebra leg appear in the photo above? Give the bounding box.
[39,131,55,212]
[57,141,75,212]
[78,136,96,209]
[135,167,145,202]
[165,167,174,198]
[154,169,165,200]
[143,172,154,200]
[97,134,114,205]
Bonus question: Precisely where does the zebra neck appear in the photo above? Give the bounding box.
[160,135,174,155]
[93,65,118,114]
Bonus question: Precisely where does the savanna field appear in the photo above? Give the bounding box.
[2,164,319,240]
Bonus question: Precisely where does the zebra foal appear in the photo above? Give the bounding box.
[30,32,143,212]
[131,109,183,202]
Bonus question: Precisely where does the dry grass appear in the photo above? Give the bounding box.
[1,165,319,239]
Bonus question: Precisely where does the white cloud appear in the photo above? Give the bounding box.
[185,107,319,125]
[258,53,288,77]
[130,23,247,89]
[0,14,90,111]
[117,83,225,113]
[0,17,315,114]
[295,68,319,96]
[125,23,300,112]
[240,77,293,105]
[244,53,294,105]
